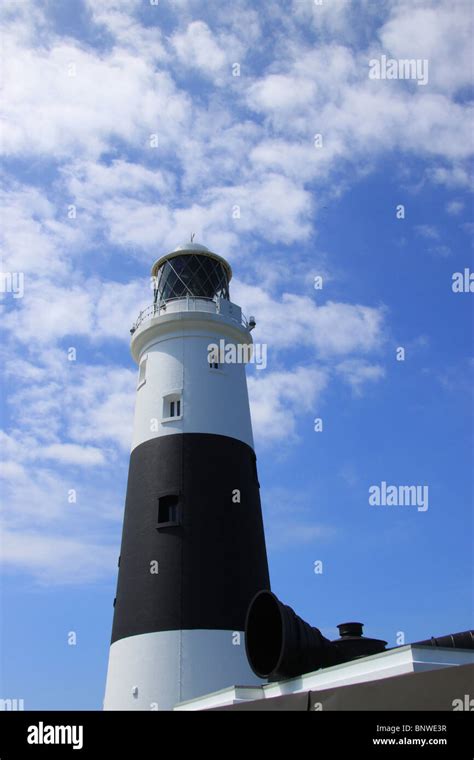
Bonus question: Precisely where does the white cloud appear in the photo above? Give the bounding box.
[0,181,86,277]
[233,281,386,357]
[0,528,117,585]
[427,164,471,189]
[37,443,106,466]
[248,366,328,445]
[0,432,106,467]
[244,28,473,187]
[427,244,452,258]
[413,226,452,256]
[0,463,75,525]
[1,26,190,159]
[83,173,314,254]
[171,21,227,74]
[3,355,136,452]
[379,1,473,95]
[336,359,385,395]
[238,281,388,445]
[415,224,439,240]
[0,358,130,583]
[3,277,148,345]
[289,0,373,41]
[85,0,167,63]
[446,199,465,216]
[63,160,175,205]
[247,74,318,113]
[65,366,136,452]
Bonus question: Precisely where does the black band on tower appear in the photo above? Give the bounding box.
[111,433,270,644]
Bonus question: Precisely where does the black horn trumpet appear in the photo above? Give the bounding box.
[245,590,387,680]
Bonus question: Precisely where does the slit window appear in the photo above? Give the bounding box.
[157,494,180,527]
[163,393,182,420]
[169,399,181,417]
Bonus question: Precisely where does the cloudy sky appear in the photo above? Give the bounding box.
[1,0,473,709]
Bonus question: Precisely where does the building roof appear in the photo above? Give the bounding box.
[174,644,474,711]
[208,663,474,711]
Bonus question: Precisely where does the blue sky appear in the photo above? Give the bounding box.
[0,0,473,710]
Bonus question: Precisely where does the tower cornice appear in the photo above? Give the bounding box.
[131,309,252,364]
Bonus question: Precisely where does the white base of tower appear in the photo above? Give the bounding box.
[103,630,263,711]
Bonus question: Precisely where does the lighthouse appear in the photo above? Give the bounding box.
[103,242,270,710]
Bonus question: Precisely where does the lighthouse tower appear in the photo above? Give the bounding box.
[104,242,270,710]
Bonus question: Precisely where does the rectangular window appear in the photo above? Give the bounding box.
[138,357,147,387]
[157,494,180,527]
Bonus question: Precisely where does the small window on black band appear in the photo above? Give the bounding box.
[157,494,180,528]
